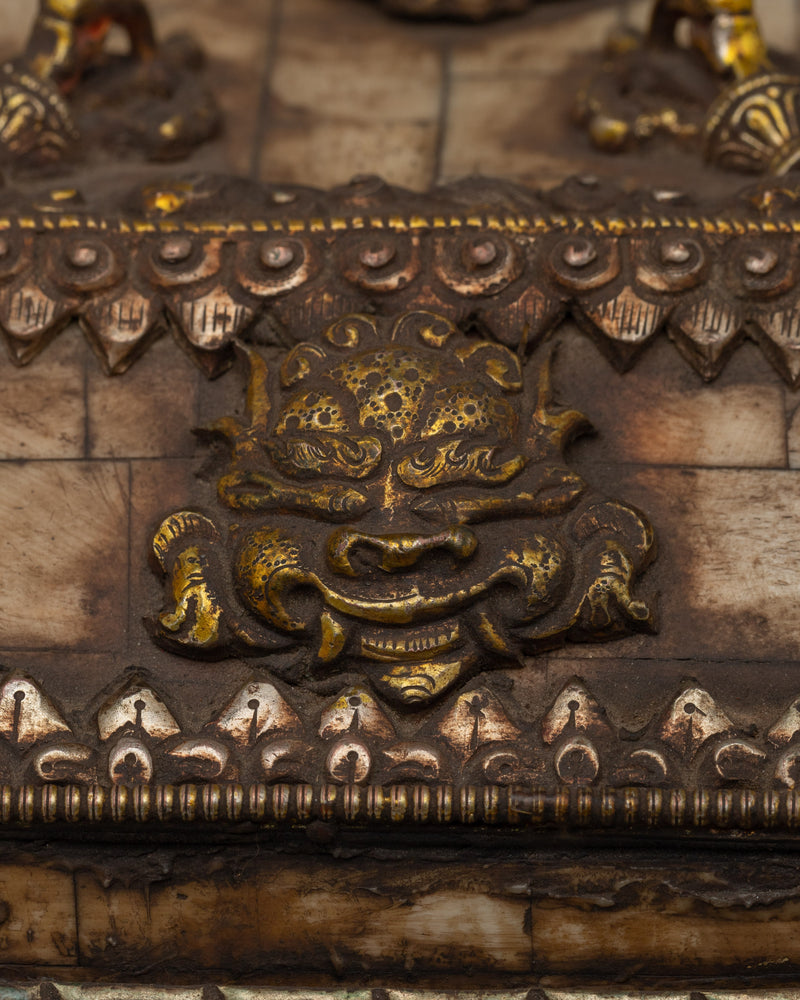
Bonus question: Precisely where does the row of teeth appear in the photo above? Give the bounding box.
[364,627,459,653]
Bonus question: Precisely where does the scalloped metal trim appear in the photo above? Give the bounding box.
[4,176,800,381]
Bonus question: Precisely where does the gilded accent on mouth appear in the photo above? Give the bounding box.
[360,623,461,661]
[377,659,464,704]
[264,561,534,628]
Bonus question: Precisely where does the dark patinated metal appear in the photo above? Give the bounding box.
[3,174,800,383]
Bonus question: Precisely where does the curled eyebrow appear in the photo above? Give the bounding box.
[412,468,586,524]
[218,470,370,522]
[268,433,382,480]
[397,441,525,489]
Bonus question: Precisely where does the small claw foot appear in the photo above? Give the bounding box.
[574,543,654,637]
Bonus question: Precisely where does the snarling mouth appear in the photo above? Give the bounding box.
[257,562,536,631]
[236,527,569,651]
[360,622,461,661]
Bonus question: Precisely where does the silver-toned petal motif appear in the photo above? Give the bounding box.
[98,685,181,742]
[767,695,800,747]
[383,743,441,781]
[166,739,230,781]
[0,277,76,364]
[81,284,166,374]
[34,743,95,783]
[432,687,519,761]
[714,740,767,781]
[657,686,735,759]
[750,309,800,387]
[108,736,153,785]
[554,737,601,785]
[260,738,309,782]
[668,295,744,381]
[213,681,301,747]
[173,289,254,352]
[541,680,612,745]
[775,746,800,788]
[319,687,395,742]
[326,738,371,784]
[0,676,71,747]
[578,286,669,368]
[627,748,669,783]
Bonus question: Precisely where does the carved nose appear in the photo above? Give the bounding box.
[327,525,478,576]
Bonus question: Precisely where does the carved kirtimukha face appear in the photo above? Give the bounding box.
[153,312,655,708]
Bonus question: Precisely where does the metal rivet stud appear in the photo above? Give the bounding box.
[358,242,396,269]
[744,248,778,275]
[465,239,497,266]
[68,243,99,268]
[159,235,194,264]
[260,243,295,269]
[563,240,597,268]
[661,240,692,265]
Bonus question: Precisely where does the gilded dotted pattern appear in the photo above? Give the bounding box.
[421,380,516,441]
[281,350,519,448]
[329,348,451,444]
[241,529,302,578]
[274,391,348,434]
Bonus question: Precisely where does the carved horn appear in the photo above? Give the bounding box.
[152,512,220,570]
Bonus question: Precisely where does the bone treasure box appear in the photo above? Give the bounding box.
[2,0,800,997]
